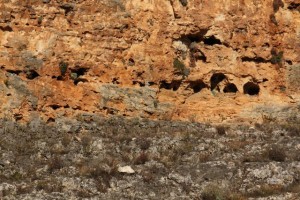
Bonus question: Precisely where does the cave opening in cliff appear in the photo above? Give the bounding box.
[243,82,260,95]
[159,80,181,91]
[188,80,207,93]
[203,35,222,46]
[288,3,300,10]
[179,29,208,44]
[210,73,226,91]
[71,67,88,76]
[223,83,238,93]
[26,70,39,80]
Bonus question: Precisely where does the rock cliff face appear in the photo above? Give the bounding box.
[0,0,299,123]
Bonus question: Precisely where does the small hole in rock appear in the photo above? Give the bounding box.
[128,58,135,66]
[71,67,88,76]
[204,35,222,46]
[188,80,207,93]
[223,83,238,93]
[112,78,120,84]
[49,105,61,110]
[133,81,145,87]
[243,82,260,95]
[26,70,39,80]
[210,73,226,91]
[47,118,55,123]
[74,78,88,85]
[160,80,181,91]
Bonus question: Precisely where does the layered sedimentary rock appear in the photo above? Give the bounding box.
[0,0,299,123]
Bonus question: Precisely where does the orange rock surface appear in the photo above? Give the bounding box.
[0,0,299,123]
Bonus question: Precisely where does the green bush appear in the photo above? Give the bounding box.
[59,61,68,76]
[270,51,283,65]
[173,58,190,78]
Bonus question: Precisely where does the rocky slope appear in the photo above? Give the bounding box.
[0,116,299,199]
[0,0,299,123]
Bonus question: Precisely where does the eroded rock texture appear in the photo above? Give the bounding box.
[0,0,299,123]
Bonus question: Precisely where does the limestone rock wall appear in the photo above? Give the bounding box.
[0,0,299,123]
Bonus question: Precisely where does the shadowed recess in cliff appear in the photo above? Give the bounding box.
[223,83,238,93]
[287,3,300,11]
[243,82,260,95]
[159,80,182,91]
[179,29,208,44]
[188,80,207,93]
[241,56,269,63]
[203,35,222,46]
[0,25,13,32]
[71,67,89,85]
[26,70,39,80]
[210,73,226,91]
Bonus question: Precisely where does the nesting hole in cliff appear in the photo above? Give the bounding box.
[0,25,13,32]
[60,4,74,16]
[188,80,207,93]
[74,78,88,85]
[223,83,238,93]
[180,29,208,44]
[243,82,260,95]
[71,67,89,85]
[6,69,22,75]
[288,3,300,10]
[112,78,120,85]
[47,118,55,123]
[179,0,188,7]
[210,73,226,91]
[128,58,135,66]
[159,80,181,91]
[26,70,39,80]
[273,0,284,12]
[49,105,61,110]
[71,68,88,76]
[203,36,222,46]
[241,56,268,63]
[133,81,145,87]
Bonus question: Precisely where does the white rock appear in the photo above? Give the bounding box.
[118,166,135,174]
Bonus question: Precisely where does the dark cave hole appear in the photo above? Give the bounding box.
[188,80,207,93]
[112,78,120,84]
[179,0,188,6]
[60,4,74,16]
[56,76,63,81]
[49,104,61,110]
[0,25,13,32]
[273,0,284,12]
[26,70,39,80]
[223,83,238,93]
[7,70,22,75]
[210,73,226,91]
[159,80,181,91]
[148,82,156,86]
[71,67,88,76]
[133,80,145,87]
[288,3,300,10]
[286,60,293,65]
[203,35,222,46]
[47,118,55,123]
[179,29,209,44]
[128,58,135,66]
[263,78,269,82]
[241,56,268,63]
[243,82,260,95]
[74,78,88,85]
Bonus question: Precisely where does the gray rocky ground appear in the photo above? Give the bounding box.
[0,115,299,199]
